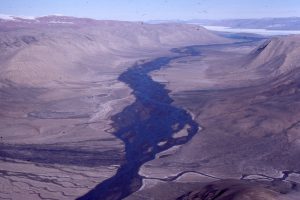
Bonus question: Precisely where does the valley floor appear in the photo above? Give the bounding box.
[126,39,300,200]
[1,35,300,200]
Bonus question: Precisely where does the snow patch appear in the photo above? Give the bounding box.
[202,25,300,36]
[0,14,16,20]
[49,20,74,24]
[0,14,36,21]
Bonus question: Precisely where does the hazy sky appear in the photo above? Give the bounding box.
[1,0,300,21]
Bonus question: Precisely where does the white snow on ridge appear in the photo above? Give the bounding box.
[0,14,16,20]
[0,14,76,24]
[49,20,74,24]
[201,25,300,36]
[0,14,36,21]
[14,15,36,20]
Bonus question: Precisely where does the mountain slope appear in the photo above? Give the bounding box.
[247,35,300,76]
[0,16,227,87]
[126,35,300,200]
[0,16,230,200]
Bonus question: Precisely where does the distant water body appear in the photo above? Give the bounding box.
[201,25,300,36]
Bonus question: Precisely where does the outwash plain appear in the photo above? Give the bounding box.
[0,16,300,200]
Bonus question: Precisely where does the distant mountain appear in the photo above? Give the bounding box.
[186,17,300,30]
[0,14,36,20]
[0,15,227,87]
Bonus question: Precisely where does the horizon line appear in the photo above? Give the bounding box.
[1,13,300,22]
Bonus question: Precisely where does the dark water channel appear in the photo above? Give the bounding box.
[78,46,201,200]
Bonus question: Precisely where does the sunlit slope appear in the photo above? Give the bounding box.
[0,16,227,87]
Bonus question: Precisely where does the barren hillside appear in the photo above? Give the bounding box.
[0,16,228,200]
[127,35,300,200]
[0,16,226,87]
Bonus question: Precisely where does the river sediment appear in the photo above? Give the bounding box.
[78,47,201,200]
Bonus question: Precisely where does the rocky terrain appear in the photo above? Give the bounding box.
[0,16,227,199]
[1,15,300,200]
[126,36,300,199]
